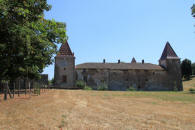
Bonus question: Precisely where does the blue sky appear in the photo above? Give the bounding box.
[43,0,195,79]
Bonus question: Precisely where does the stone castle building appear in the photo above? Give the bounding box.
[54,41,183,91]
[54,41,75,88]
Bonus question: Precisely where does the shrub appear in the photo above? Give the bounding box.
[127,86,137,91]
[49,78,55,86]
[127,87,136,91]
[97,83,108,91]
[172,81,179,91]
[84,85,92,90]
[189,88,195,93]
[76,80,85,89]
[33,82,40,95]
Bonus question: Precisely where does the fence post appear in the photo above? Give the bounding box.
[4,82,7,100]
[18,80,20,97]
[13,82,15,98]
[29,80,31,97]
[25,79,27,96]
[7,82,13,99]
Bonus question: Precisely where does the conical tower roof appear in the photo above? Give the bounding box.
[57,41,73,56]
[160,42,178,60]
[131,57,136,63]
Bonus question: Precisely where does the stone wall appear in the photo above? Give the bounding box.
[54,56,76,88]
[76,68,183,91]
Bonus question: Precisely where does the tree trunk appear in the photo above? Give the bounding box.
[29,81,31,97]
[25,79,27,95]
[4,83,7,100]
[8,85,13,99]
[13,82,15,98]
[18,80,20,97]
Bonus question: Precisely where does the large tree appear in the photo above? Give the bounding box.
[0,0,66,80]
[181,59,192,80]
[192,4,195,17]
[192,63,195,75]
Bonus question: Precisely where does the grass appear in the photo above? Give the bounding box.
[87,91,195,103]
[0,78,195,129]
[183,77,195,91]
[80,77,195,103]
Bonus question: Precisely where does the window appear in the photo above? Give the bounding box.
[62,75,67,83]
[83,76,87,82]
[138,85,141,90]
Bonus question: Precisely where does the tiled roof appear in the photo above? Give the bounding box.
[57,41,73,56]
[76,62,163,70]
[131,57,136,63]
[160,42,179,60]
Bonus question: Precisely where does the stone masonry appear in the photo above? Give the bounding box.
[55,41,183,91]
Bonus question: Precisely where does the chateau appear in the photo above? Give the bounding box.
[54,41,183,91]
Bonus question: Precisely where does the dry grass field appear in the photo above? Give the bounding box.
[0,78,195,130]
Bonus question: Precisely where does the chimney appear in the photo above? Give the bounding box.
[142,59,144,64]
[118,59,120,64]
[103,59,106,64]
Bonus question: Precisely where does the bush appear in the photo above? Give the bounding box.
[84,85,92,90]
[173,82,178,91]
[97,83,108,91]
[127,86,137,91]
[76,80,85,89]
[49,78,55,86]
[189,88,195,93]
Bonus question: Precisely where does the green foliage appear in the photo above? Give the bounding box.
[49,78,55,85]
[97,83,108,91]
[127,86,137,91]
[173,86,178,91]
[0,0,67,80]
[181,59,192,80]
[33,82,40,95]
[189,88,195,94]
[173,81,178,91]
[76,80,85,89]
[192,4,195,17]
[84,86,92,90]
[191,63,195,75]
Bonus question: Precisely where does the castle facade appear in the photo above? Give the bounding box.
[54,41,183,91]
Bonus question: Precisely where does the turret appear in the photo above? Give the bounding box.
[159,42,183,91]
[54,40,75,88]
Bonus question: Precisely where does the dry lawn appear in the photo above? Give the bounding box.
[0,78,195,130]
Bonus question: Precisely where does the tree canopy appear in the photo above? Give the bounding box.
[192,4,195,17]
[181,59,192,80]
[0,0,67,80]
[192,63,195,75]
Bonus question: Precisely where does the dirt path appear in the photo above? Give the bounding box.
[0,90,195,130]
